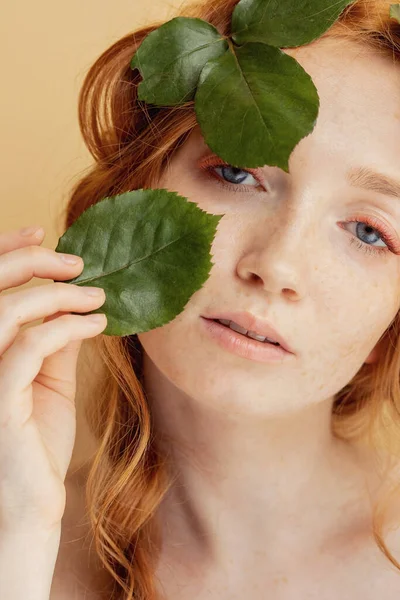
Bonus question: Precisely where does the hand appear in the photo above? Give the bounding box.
[0,225,107,532]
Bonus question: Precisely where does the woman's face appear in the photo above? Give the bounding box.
[137,37,400,416]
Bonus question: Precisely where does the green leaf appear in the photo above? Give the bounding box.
[194,42,319,171]
[130,17,229,105]
[390,4,400,24]
[231,0,354,48]
[54,189,223,337]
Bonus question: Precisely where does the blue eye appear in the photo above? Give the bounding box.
[215,165,259,186]
[201,161,264,193]
[213,165,260,188]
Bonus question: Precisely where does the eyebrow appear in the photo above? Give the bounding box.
[347,166,400,200]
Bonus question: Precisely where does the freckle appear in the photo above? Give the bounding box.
[273,576,288,584]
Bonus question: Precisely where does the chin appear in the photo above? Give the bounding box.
[137,330,297,417]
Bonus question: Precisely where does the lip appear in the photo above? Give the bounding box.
[201,311,295,354]
[200,317,294,364]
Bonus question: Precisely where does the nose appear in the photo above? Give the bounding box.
[235,217,311,301]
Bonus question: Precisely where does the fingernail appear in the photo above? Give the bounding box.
[87,314,106,323]
[60,253,82,265]
[20,226,44,237]
[83,287,105,297]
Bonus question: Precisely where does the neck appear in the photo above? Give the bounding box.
[143,353,373,568]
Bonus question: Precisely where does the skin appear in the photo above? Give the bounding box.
[130,37,400,598]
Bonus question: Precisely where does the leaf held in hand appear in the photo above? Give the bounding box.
[194,42,319,171]
[131,17,229,105]
[55,189,223,337]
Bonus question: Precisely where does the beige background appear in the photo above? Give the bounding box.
[1,0,185,309]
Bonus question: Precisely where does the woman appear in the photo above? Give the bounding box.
[2,0,400,598]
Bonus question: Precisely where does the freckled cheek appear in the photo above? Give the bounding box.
[322,281,399,359]
[214,211,253,243]
[206,221,241,265]
[211,234,237,260]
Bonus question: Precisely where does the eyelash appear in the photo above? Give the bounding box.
[199,157,400,258]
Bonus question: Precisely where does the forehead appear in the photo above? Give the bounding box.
[283,38,400,171]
